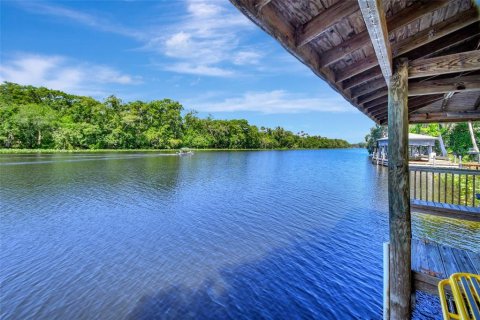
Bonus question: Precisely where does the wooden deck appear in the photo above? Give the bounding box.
[412,199,480,222]
[412,239,480,296]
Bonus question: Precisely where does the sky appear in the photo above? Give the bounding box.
[0,0,375,143]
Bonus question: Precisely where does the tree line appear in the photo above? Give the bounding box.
[364,123,480,160]
[0,82,351,150]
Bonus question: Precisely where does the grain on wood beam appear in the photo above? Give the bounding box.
[394,8,479,58]
[364,95,388,110]
[475,95,480,110]
[358,0,392,82]
[357,87,387,105]
[409,75,480,96]
[296,1,358,47]
[408,50,480,79]
[341,27,479,90]
[387,58,411,319]
[410,111,480,123]
[319,0,449,68]
[351,77,386,98]
[255,0,273,12]
[338,10,478,84]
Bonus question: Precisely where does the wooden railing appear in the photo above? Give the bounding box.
[410,166,480,207]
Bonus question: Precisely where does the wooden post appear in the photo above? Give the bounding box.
[387,58,411,319]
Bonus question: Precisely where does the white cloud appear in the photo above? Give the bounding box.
[16,1,144,40]
[233,51,262,65]
[13,0,266,77]
[165,63,233,77]
[0,54,141,96]
[186,90,355,114]
[147,0,262,76]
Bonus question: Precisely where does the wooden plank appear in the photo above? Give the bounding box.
[297,1,358,47]
[451,247,478,274]
[255,0,273,12]
[408,50,480,79]
[408,75,480,97]
[336,50,379,82]
[342,66,382,90]
[407,23,480,61]
[423,241,447,278]
[319,0,450,68]
[387,58,411,319]
[358,87,387,104]
[413,271,441,296]
[351,77,386,98]
[358,0,392,82]
[411,201,480,222]
[410,111,480,123]
[338,10,478,84]
[466,252,480,274]
[394,8,479,58]
[438,245,461,276]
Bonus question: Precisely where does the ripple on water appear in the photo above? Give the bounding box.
[1,150,477,319]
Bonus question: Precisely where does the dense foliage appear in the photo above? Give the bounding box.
[364,123,480,159]
[364,124,387,154]
[0,82,351,150]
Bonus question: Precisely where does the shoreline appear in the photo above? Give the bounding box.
[0,147,360,154]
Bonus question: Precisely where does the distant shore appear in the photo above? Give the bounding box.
[0,148,362,154]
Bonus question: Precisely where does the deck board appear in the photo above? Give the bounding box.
[411,199,480,222]
[412,239,480,296]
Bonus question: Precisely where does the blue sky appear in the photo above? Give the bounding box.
[0,0,374,142]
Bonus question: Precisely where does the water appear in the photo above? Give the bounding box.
[1,149,478,319]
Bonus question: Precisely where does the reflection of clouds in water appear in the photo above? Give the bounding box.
[1,150,473,319]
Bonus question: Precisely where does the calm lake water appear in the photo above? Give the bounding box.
[1,149,479,319]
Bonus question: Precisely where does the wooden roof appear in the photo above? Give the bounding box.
[229,0,480,124]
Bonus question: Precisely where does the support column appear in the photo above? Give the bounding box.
[387,59,411,320]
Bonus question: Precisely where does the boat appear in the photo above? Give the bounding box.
[176,148,194,156]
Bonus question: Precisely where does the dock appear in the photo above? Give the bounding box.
[412,239,480,296]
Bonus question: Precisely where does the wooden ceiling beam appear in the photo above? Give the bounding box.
[337,9,478,83]
[296,1,358,47]
[342,66,382,90]
[341,26,479,90]
[358,0,392,83]
[351,77,386,99]
[406,23,480,61]
[394,9,479,57]
[364,95,388,110]
[409,112,480,123]
[318,0,449,68]
[375,95,460,120]
[408,50,480,79]
[409,75,480,96]
[357,88,387,105]
[255,0,274,12]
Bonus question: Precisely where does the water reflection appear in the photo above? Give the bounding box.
[0,150,478,319]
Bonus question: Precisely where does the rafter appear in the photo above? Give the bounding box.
[394,9,479,57]
[341,29,479,90]
[408,50,480,79]
[336,9,478,83]
[318,0,449,68]
[358,0,392,82]
[409,111,480,123]
[296,1,358,48]
[409,75,480,96]
[351,77,386,98]
[255,0,274,12]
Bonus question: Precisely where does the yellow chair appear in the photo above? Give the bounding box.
[438,273,480,320]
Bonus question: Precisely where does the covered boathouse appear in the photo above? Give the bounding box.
[373,133,448,165]
[228,0,480,319]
